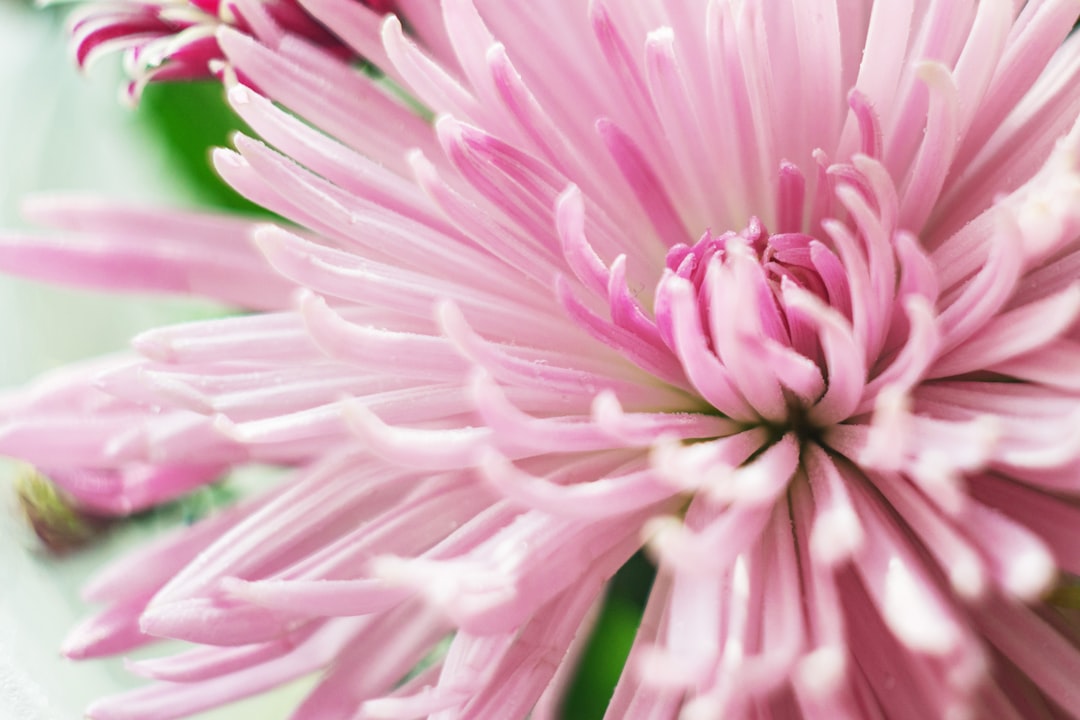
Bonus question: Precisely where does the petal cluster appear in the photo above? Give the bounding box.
[6,1,1080,719]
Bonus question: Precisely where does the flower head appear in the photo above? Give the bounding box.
[7,1,1080,718]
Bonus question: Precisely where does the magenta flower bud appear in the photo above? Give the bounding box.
[69,0,398,100]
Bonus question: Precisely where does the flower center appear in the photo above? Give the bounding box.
[764,396,826,448]
[658,216,857,440]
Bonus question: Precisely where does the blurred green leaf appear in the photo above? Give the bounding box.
[138,80,271,215]
[562,597,640,719]
[562,552,656,719]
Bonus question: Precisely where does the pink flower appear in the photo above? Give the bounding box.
[70,0,398,100]
[6,1,1080,718]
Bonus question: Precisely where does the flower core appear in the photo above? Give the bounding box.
[664,219,847,437]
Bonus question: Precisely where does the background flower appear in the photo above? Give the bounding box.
[6,1,1080,719]
[70,0,398,100]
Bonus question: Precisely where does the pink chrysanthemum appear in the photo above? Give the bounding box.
[7,1,1080,718]
[69,0,397,99]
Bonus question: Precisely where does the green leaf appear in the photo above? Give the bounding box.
[561,552,656,718]
[138,80,271,215]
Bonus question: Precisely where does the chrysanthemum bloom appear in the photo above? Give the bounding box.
[7,0,1080,718]
[70,0,397,99]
